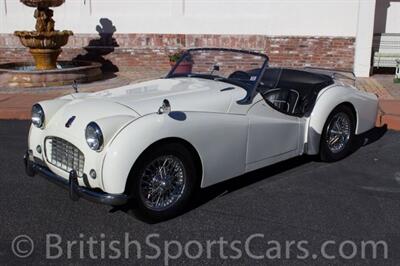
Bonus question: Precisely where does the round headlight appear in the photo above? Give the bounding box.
[31,104,45,128]
[85,122,103,151]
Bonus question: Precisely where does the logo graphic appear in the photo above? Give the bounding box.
[11,235,34,258]
[65,116,76,128]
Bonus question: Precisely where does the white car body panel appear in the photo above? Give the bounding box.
[246,99,301,165]
[103,112,249,193]
[88,78,247,115]
[28,77,378,195]
[306,83,379,154]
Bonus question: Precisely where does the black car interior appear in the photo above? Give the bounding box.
[257,68,334,117]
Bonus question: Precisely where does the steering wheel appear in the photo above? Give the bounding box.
[228,71,251,80]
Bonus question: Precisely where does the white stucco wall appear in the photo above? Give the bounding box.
[385,1,400,33]
[374,0,400,34]
[0,0,359,36]
[354,0,376,77]
[0,0,389,77]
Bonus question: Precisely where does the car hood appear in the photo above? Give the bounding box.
[43,97,138,142]
[86,78,246,116]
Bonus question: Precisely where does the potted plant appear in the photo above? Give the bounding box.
[169,50,193,74]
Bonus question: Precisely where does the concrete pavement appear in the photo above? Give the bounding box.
[0,120,399,265]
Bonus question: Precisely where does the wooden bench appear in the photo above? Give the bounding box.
[373,33,400,68]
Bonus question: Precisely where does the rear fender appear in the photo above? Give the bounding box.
[307,85,378,155]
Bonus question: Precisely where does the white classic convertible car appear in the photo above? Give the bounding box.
[24,48,378,220]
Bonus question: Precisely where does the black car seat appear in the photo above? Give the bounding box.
[263,88,299,114]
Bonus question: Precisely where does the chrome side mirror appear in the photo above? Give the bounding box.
[158,99,171,114]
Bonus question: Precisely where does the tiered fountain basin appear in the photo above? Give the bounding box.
[0,61,102,88]
[21,0,64,8]
[0,0,103,88]
[15,30,73,70]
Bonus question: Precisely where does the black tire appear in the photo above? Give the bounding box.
[128,143,198,222]
[320,105,356,162]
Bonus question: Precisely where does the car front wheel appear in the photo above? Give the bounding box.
[130,143,198,221]
[320,105,356,162]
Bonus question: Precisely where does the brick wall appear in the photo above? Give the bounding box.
[0,33,355,72]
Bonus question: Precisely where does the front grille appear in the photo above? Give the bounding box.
[45,137,85,177]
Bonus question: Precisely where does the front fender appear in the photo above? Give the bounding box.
[94,115,136,148]
[36,93,90,128]
[35,99,70,128]
[102,112,248,194]
[307,85,378,155]
[28,113,137,191]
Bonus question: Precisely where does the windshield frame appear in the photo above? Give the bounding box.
[165,48,269,104]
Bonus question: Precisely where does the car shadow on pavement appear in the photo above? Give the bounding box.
[352,125,388,152]
[114,154,318,223]
[114,126,388,224]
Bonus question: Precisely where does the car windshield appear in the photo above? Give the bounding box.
[166,49,268,90]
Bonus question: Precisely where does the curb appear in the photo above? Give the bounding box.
[377,100,400,131]
[381,114,400,131]
[0,109,31,120]
[0,93,60,121]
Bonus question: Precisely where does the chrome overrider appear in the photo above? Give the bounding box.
[23,150,129,206]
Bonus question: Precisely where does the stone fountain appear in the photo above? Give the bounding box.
[15,0,73,70]
[0,0,102,88]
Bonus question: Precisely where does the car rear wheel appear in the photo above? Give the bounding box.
[130,143,198,221]
[320,105,356,162]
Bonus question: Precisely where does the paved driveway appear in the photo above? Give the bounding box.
[0,121,400,265]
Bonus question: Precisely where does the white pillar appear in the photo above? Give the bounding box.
[0,0,7,33]
[354,0,376,77]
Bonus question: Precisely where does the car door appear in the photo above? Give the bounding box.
[246,94,300,168]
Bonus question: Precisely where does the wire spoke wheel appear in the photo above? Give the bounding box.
[325,112,351,154]
[139,155,186,211]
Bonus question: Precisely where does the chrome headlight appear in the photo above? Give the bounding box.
[85,122,103,151]
[31,104,45,128]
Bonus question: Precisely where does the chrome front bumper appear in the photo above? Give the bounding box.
[24,150,129,206]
